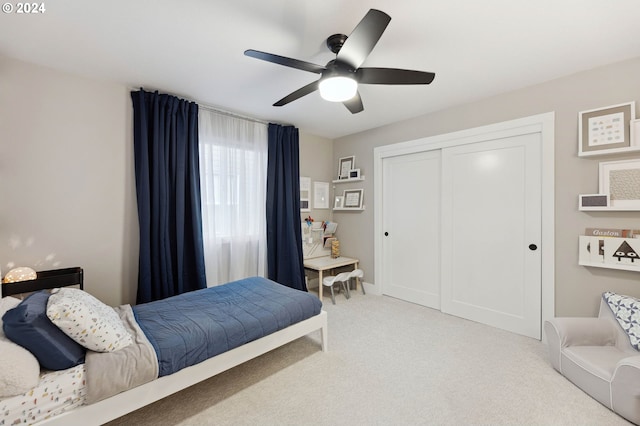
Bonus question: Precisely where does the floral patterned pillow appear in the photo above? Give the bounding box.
[603,291,640,350]
[46,288,132,353]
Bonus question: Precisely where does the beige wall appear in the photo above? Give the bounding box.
[334,56,640,317]
[298,132,334,224]
[0,55,138,306]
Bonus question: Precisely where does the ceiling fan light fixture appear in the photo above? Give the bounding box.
[319,76,358,102]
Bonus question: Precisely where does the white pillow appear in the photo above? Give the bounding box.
[46,288,132,353]
[0,339,40,397]
[0,296,21,338]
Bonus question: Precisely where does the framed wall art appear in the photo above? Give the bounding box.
[578,102,636,156]
[300,176,310,212]
[343,189,363,209]
[313,181,329,209]
[338,156,355,179]
[599,159,640,209]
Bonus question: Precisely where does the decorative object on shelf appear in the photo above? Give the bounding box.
[632,119,640,146]
[609,240,640,264]
[343,189,364,209]
[579,194,609,210]
[3,267,37,284]
[304,215,314,243]
[334,195,344,209]
[585,227,639,238]
[599,159,640,209]
[313,181,330,209]
[331,239,340,259]
[300,176,310,212]
[349,168,361,179]
[578,101,636,156]
[338,156,355,179]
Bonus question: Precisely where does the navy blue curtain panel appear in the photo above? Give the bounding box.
[266,124,307,291]
[131,89,207,303]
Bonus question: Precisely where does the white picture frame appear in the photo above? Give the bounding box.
[300,176,310,212]
[338,156,355,179]
[599,159,640,209]
[578,194,609,210]
[313,181,330,209]
[334,195,344,209]
[632,119,640,146]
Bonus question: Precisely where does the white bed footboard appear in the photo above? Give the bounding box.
[39,310,328,426]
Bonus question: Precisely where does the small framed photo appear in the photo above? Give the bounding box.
[578,194,609,210]
[343,189,363,209]
[578,102,635,156]
[599,159,640,209]
[349,168,361,179]
[632,119,640,145]
[300,176,310,212]
[338,156,355,179]
[334,195,344,209]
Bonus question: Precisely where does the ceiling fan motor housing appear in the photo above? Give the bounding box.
[322,59,356,80]
[326,34,348,54]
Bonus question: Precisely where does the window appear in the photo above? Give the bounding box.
[198,109,267,286]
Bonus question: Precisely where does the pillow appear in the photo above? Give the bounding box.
[0,296,21,339]
[2,291,85,370]
[47,288,132,352]
[0,339,40,397]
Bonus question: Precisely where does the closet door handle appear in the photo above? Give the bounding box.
[528,244,537,251]
[384,232,389,236]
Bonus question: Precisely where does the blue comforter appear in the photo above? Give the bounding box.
[132,276,322,377]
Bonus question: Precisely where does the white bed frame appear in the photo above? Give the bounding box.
[40,310,328,426]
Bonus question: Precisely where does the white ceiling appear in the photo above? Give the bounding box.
[2,0,640,139]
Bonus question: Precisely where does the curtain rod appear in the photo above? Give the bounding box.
[198,104,269,125]
[198,103,294,128]
[130,86,292,127]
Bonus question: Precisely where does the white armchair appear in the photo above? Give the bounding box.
[545,297,640,424]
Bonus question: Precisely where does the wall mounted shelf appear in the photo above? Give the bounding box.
[578,146,640,157]
[332,176,365,184]
[578,236,640,272]
[579,260,640,272]
[579,206,640,211]
[333,207,365,212]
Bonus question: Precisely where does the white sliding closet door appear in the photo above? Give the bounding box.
[382,150,441,309]
[440,133,542,338]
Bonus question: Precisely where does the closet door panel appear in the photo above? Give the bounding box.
[441,133,542,339]
[382,150,440,308]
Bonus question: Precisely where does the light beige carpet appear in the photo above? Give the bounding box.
[106,291,631,425]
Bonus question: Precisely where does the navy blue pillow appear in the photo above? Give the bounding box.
[2,291,85,370]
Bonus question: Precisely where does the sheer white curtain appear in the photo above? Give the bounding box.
[198,109,268,286]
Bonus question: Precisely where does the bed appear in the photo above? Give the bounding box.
[0,268,327,425]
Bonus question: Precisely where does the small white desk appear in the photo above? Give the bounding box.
[303,255,359,300]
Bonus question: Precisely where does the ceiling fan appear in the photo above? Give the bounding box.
[244,9,435,114]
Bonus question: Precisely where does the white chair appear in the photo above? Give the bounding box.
[349,269,365,295]
[322,272,351,305]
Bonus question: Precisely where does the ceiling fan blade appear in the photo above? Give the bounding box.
[273,80,320,107]
[337,9,391,69]
[343,92,364,114]
[244,49,325,74]
[356,68,436,85]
